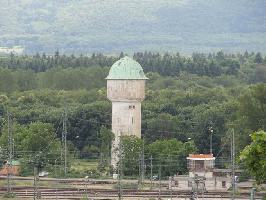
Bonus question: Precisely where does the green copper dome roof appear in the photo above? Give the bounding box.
[106,56,148,80]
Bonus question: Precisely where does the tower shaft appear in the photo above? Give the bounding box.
[106,56,148,175]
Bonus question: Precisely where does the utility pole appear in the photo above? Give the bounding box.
[118,136,123,200]
[140,140,145,188]
[250,187,256,200]
[33,154,40,200]
[138,152,141,189]
[7,110,13,195]
[231,128,235,200]
[150,155,153,189]
[33,165,37,200]
[158,162,162,200]
[170,177,173,200]
[209,126,213,155]
[61,108,67,176]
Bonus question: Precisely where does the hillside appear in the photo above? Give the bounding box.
[0,0,266,54]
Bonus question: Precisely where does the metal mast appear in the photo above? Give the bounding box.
[118,136,123,200]
[209,126,213,154]
[139,139,145,189]
[231,128,235,200]
[61,108,68,176]
[7,110,13,195]
[150,155,153,189]
[158,162,162,200]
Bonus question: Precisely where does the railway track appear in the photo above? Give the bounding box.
[0,177,264,199]
[0,187,263,199]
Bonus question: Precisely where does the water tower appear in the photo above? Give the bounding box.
[106,56,148,173]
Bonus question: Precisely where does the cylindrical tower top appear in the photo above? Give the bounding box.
[106,56,148,80]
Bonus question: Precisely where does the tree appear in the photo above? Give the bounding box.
[238,84,266,132]
[252,65,266,83]
[254,52,263,64]
[99,126,114,163]
[147,139,197,176]
[121,136,143,176]
[0,122,61,171]
[240,130,266,184]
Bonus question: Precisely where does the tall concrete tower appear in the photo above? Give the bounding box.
[106,56,148,173]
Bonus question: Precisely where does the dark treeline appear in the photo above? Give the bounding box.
[0,51,265,93]
[0,51,265,76]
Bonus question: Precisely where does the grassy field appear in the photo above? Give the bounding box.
[70,159,98,172]
[0,179,70,188]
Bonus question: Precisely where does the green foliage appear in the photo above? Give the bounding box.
[238,84,266,131]
[146,139,197,176]
[121,136,143,176]
[0,122,61,171]
[2,192,16,198]
[98,126,114,173]
[0,51,264,178]
[240,131,266,184]
[120,136,197,177]
[231,83,266,151]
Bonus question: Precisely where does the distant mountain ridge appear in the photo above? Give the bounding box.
[0,0,265,54]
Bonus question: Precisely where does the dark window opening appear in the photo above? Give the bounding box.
[222,181,226,188]
[188,181,192,187]
[175,180,179,186]
[129,105,135,109]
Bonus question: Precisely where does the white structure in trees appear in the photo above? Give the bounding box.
[106,56,148,174]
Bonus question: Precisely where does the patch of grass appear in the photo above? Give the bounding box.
[71,159,98,171]
[2,192,16,198]
[0,179,71,189]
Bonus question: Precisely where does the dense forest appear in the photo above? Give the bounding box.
[0,51,265,178]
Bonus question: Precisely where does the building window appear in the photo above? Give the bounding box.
[132,117,134,124]
[222,181,226,188]
[129,105,135,109]
[188,181,192,187]
[175,180,179,187]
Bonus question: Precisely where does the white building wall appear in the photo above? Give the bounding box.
[107,80,145,101]
[189,171,213,178]
[171,176,231,191]
[111,101,141,169]
[107,80,145,173]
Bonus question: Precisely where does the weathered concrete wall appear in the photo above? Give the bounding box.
[110,101,142,169]
[111,101,141,137]
[107,79,145,173]
[170,176,231,191]
[107,80,145,102]
[189,171,213,178]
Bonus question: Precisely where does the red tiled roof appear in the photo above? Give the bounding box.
[188,154,213,158]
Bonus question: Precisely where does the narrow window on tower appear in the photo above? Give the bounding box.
[132,117,134,124]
